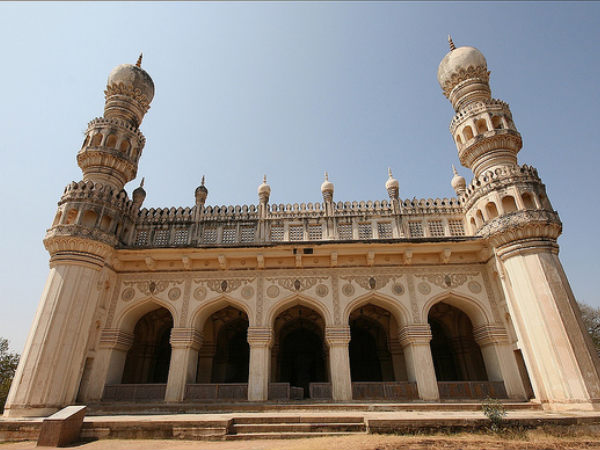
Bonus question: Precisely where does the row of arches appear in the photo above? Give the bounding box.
[82,131,140,160]
[115,297,492,398]
[454,114,511,145]
[53,206,129,242]
[469,190,550,231]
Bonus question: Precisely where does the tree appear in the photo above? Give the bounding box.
[0,338,19,412]
[578,302,600,353]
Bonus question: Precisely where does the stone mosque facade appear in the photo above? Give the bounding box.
[5,40,600,418]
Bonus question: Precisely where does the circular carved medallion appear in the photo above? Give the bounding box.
[121,287,135,302]
[315,284,329,297]
[417,282,431,295]
[193,286,207,301]
[468,281,482,294]
[266,285,280,298]
[392,283,405,296]
[168,287,181,301]
[342,283,355,297]
[241,286,254,299]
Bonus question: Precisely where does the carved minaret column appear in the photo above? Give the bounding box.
[4,57,154,417]
[192,176,208,242]
[385,168,403,237]
[439,38,600,410]
[321,172,335,239]
[257,175,271,242]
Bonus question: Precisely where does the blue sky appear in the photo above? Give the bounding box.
[1,2,599,352]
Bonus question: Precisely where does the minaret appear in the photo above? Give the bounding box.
[321,172,335,239]
[4,58,155,417]
[257,175,271,240]
[438,39,600,410]
[78,53,154,190]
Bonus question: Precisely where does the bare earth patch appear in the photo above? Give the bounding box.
[2,431,600,450]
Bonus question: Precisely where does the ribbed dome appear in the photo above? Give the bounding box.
[437,46,487,88]
[258,175,271,196]
[385,168,399,191]
[451,166,466,193]
[321,172,334,194]
[107,61,155,103]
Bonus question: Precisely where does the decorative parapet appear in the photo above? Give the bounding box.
[59,180,133,212]
[127,196,469,248]
[449,98,513,133]
[461,164,543,210]
[479,210,562,248]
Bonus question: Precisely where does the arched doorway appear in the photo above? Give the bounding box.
[428,302,487,381]
[273,305,327,398]
[121,307,173,383]
[348,304,396,382]
[197,306,249,383]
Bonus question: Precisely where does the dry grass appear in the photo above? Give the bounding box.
[2,427,600,450]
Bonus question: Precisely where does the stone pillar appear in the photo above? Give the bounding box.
[80,329,134,401]
[399,325,439,401]
[165,328,203,402]
[325,327,352,401]
[4,239,111,417]
[247,327,272,401]
[473,325,527,400]
[496,241,600,410]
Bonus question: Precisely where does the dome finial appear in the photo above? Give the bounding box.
[448,35,456,51]
[263,174,267,184]
[140,177,145,188]
[452,164,458,176]
[201,175,205,186]
[136,53,143,67]
[388,167,393,178]
[324,171,329,181]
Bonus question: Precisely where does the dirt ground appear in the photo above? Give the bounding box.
[3,431,600,450]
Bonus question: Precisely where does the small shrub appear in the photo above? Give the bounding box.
[481,397,507,433]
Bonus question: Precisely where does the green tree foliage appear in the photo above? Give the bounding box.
[0,338,19,412]
[578,302,600,353]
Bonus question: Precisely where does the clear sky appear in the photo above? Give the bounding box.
[1,1,599,353]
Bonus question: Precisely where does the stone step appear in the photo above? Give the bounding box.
[226,431,365,440]
[232,415,365,424]
[86,400,541,416]
[231,422,366,434]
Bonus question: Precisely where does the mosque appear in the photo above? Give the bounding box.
[4,39,600,417]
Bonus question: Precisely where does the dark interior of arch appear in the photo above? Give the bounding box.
[210,315,250,383]
[121,307,173,384]
[350,317,390,381]
[275,305,327,398]
[428,302,488,382]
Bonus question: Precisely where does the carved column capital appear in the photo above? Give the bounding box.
[325,326,351,346]
[99,328,134,351]
[247,327,272,347]
[170,328,203,350]
[472,325,509,346]
[398,325,433,347]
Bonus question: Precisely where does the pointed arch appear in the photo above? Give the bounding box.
[422,291,492,328]
[266,294,332,328]
[343,292,410,328]
[116,297,178,333]
[191,295,252,330]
